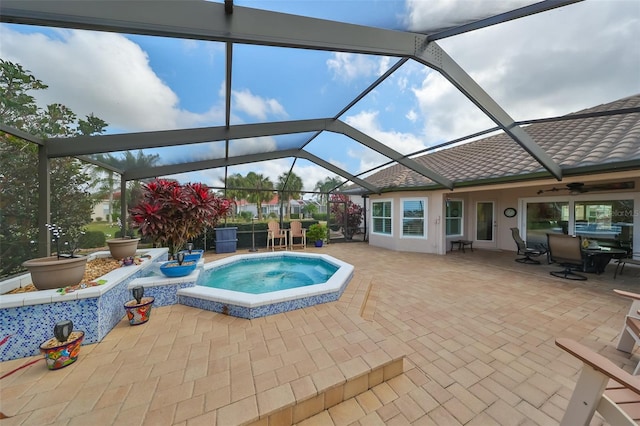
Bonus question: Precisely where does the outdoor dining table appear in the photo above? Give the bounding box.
[582,246,628,274]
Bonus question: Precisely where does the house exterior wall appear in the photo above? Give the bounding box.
[366,171,640,257]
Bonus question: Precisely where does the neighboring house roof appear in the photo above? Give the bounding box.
[363,94,640,192]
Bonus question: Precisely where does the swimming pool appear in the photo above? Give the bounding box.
[177,252,354,319]
[201,256,339,293]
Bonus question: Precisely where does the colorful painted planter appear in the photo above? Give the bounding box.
[124,297,155,325]
[39,331,84,370]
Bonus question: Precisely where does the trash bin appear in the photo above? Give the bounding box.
[214,227,238,253]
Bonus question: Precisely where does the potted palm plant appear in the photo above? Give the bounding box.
[22,224,88,290]
[129,179,232,258]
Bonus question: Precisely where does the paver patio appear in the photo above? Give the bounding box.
[1,243,639,425]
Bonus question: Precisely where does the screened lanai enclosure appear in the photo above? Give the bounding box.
[1,0,638,260]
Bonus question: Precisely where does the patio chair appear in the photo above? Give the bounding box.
[510,227,547,264]
[614,252,640,279]
[289,220,306,250]
[614,289,640,375]
[547,233,587,280]
[555,338,640,425]
[267,220,287,251]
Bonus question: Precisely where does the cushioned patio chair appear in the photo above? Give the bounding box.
[555,338,640,425]
[510,227,547,264]
[547,233,587,280]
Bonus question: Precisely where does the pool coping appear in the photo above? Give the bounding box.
[177,252,354,318]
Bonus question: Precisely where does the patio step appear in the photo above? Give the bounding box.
[245,356,404,426]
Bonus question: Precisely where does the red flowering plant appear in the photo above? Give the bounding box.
[129,179,232,256]
[330,193,363,239]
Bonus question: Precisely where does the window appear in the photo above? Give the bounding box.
[575,200,634,248]
[372,200,392,235]
[402,198,426,238]
[445,200,463,236]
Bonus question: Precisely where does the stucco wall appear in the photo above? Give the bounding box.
[366,172,640,256]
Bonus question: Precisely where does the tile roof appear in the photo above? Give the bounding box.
[363,94,640,191]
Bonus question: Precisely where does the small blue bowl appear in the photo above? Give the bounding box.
[159,260,197,278]
[178,249,204,262]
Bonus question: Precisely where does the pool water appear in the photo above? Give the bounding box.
[202,256,339,294]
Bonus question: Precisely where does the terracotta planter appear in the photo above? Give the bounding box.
[22,256,88,290]
[40,331,84,370]
[106,238,140,259]
[124,297,155,325]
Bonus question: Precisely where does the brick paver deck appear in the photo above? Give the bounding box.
[1,244,639,425]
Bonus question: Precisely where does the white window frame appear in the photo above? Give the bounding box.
[371,199,393,236]
[401,197,427,239]
[445,199,464,237]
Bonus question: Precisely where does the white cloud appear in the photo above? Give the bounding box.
[232,88,288,120]
[345,110,428,171]
[327,52,390,82]
[0,27,223,132]
[403,0,544,33]
[426,1,639,119]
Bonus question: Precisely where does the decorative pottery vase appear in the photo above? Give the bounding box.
[106,238,140,259]
[124,296,155,325]
[159,260,197,277]
[22,256,88,290]
[40,330,84,370]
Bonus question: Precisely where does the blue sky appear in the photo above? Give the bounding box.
[1,0,639,193]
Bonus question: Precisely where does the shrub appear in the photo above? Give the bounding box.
[79,230,106,248]
[307,223,327,242]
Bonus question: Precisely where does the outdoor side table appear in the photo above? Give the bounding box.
[450,240,473,253]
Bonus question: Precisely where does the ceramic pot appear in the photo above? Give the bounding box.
[106,238,140,259]
[124,297,155,325]
[160,260,197,277]
[40,331,84,370]
[314,240,323,247]
[22,256,88,290]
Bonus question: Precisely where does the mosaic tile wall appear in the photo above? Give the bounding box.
[145,281,197,307]
[178,289,344,319]
[0,251,168,362]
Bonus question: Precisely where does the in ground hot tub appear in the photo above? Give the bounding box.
[177,252,354,319]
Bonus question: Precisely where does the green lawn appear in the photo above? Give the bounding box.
[85,221,121,238]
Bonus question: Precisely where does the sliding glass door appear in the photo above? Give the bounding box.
[476,202,494,241]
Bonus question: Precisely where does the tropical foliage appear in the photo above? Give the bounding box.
[330,193,363,239]
[276,171,303,218]
[129,179,233,255]
[0,59,107,277]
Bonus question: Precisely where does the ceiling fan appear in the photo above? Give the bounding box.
[536,181,635,195]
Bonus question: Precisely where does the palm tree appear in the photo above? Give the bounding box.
[89,150,160,224]
[314,176,343,205]
[276,172,303,219]
[245,172,273,221]
[222,173,247,220]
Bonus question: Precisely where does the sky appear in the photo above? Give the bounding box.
[1,0,639,194]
